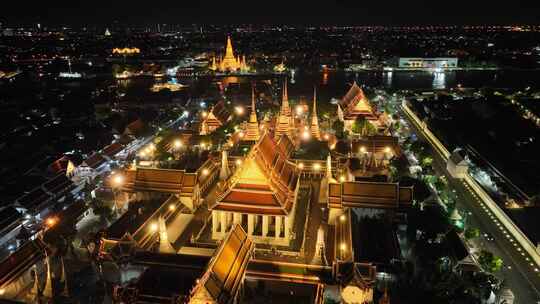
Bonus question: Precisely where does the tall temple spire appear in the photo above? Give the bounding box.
[311,86,321,140]
[244,85,260,141]
[42,253,53,299]
[29,265,40,301]
[59,257,69,297]
[275,79,294,139]
[219,150,231,180]
[326,154,333,180]
[312,226,328,265]
[337,103,344,121]
[281,79,291,116]
[158,216,175,254]
[225,36,235,58]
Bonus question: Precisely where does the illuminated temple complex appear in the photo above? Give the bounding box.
[0,79,420,304]
[210,36,250,73]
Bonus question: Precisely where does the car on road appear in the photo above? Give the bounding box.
[483,232,495,241]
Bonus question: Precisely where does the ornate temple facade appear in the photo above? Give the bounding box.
[338,82,388,132]
[209,36,250,73]
[210,133,299,246]
[200,100,231,135]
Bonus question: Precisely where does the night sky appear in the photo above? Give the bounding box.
[3,0,540,25]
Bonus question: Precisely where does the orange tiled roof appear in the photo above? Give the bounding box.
[328,181,413,209]
[213,133,298,215]
[340,82,377,120]
[121,167,194,196]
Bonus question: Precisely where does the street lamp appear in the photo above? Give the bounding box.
[174,139,183,149]
[234,106,245,115]
[302,130,311,140]
[45,217,57,228]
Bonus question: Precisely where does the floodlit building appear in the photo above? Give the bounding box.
[209,36,249,73]
[119,163,219,211]
[210,133,299,247]
[447,148,469,179]
[398,57,458,69]
[200,100,231,135]
[338,82,388,132]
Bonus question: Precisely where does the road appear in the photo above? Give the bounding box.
[399,100,540,303]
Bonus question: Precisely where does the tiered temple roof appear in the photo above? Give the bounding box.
[340,82,377,121]
[328,181,413,210]
[121,167,196,197]
[212,133,298,216]
[188,224,254,304]
[201,100,231,135]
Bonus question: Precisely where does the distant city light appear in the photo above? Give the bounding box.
[298,163,304,169]
[202,169,209,176]
[313,163,321,171]
[150,223,158,232]
[169,204,176,211]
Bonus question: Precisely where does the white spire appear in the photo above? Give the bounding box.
[326,154,332,180]
[158,216,175,254]
[337,104,344,121]
[220,150,230,180]
[60,256,69,297]
[312,226,328,265]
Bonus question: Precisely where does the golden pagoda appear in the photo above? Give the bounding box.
[274,80,294,139]
[243,86,260,141]
[311,86,321,140]
[211,36,250,73]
